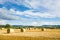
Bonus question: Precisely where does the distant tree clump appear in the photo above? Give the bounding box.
[5,24,11,28]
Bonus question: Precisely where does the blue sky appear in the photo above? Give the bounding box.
[0,0,60,26]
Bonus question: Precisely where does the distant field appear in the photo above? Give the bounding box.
[0,29,60,40]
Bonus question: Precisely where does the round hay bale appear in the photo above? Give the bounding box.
[2,28,4,30]
[7,28,14,33]
[41,28,44,31]
[23,29,26,32]
[20,28,25,32]
[7,28,10,33]
[10,29,14,33]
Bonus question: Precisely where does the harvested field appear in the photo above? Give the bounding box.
[0,29,60,40]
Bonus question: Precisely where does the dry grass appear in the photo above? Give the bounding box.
[0,35,60,40]
[0,29,60,40]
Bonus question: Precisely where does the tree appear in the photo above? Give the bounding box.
[5,24,11,28]
[0,25,2,30]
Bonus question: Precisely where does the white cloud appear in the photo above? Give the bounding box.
[0,7,20,20]
[40,0,60,17]
[0,0,6,4]
[6,0,60,18]
[29,21,60,26]
[30,22,40,26]
[24,0,60,18]
[19,10,57,18]
[0,0,60,25]
[24,0,60,11]
[41,0,60,9]
[0,0,60,10]
[0,20,6,25]
[0,7,60,25]
[0,7,59,21]
[8,9,59,18]
[0,0,60,17]
[24,0,41,9]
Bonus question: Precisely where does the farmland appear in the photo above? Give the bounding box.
[0,29,60,40]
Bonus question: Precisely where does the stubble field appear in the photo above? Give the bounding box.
[0,29,60,40]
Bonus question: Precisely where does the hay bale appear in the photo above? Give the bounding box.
[7,28,14,33]
[20,28,25,32]
[41,28,44,31]
[23,29,25,32]
[7,28,10,33]
[10,29,14,33]
[2,28,4,30]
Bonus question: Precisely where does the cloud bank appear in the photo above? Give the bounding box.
[0,0,60,25]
